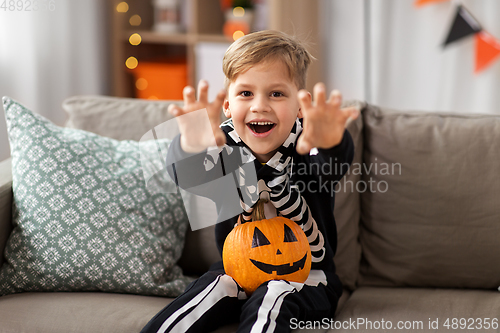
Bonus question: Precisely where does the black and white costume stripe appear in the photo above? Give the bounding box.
[155,274,244,333]
[141,264,335,333]
[219,119,326,262]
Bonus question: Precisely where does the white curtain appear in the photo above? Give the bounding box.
[322,0,500,114]
[0,0,108,161]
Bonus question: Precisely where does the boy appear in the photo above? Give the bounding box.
[141,30,358,333]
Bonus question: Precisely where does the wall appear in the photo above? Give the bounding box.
[0,0,109,161]
[322,0,500,114]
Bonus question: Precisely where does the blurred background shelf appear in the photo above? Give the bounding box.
[110,0,321,99]
[124,31,231,44]
[125,31,192,45]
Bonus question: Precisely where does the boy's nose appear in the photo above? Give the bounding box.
[250,98,271,113]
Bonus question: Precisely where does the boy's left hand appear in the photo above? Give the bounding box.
[296,83,359,155]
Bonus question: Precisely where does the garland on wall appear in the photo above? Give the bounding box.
[415,0,500,74]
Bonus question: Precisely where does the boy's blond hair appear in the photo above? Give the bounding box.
[222,30,314,90]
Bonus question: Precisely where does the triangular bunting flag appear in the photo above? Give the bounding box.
[443,5,482,47]
[475,31,500,74]
[414,0,449,8]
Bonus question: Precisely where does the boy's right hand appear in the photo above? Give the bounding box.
[168,80,227,153]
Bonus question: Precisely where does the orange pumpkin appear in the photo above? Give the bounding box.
[222,200,311,294]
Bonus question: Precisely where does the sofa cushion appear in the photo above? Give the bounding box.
[177,227,219,276]
[63,95,223,274]
[332,100,364,291]
[62,95,181,141]
[334,286,500,332]
[0,158,13,269]
[0,97,193,296]
[0,292,173,333]
[358,104,500,289]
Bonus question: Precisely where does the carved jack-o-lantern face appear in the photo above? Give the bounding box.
[223,216,312,294]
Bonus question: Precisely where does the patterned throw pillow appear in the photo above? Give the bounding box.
[0,97,194,296]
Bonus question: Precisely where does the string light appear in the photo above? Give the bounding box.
[135,78,148,90]
[129,14,142,26]
[116,2,129,13]
[129,33,142,46]
[233,6,245,17]
[233,30,245,40]
[126,56,138,69]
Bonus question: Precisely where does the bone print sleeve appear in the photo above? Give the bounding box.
[166,134,226,196]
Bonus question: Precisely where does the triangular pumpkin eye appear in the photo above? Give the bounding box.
[283,224,298,243]
[252,227,271,248]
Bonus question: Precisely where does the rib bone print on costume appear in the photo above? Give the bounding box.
[218,119,325,262]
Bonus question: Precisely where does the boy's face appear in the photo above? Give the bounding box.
[224,60,303,163]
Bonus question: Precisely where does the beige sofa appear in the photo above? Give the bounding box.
[0,95,499,333]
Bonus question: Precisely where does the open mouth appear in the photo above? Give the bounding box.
[247,121,276,134]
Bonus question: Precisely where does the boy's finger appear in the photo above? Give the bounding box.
[297,90,312,110]
[348,107,360,119]
[183,86,196,105]
[168,103,183,116]
[340,107,359,122]
[212,89,227,111]
[215,130,227,147]
[329,90,342,107]
[197,80,209,104]
[296,136,313,155]
[313,83,327,107]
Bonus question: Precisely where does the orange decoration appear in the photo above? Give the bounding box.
[223,200,311,295]
[130,58,187,100]
[474,31,500,74]
[223,20,250,40]
[414,0,449,7]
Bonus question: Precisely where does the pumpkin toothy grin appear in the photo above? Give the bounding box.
[247,121,276,134]
[250,253,307,275]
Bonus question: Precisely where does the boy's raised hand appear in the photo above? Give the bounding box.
[168,80,226,153]
[296,83,359,155]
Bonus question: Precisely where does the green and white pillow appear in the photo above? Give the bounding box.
[0,96,194,296]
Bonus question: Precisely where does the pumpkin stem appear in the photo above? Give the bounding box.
[251,199,268,221]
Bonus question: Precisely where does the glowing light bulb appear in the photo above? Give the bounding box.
[136,78,148,90]
[126,56,138,69]
[233,30,245,41]
[233,6,245,17]
[129,14,142,26]
[116,2,129,13]
[129,33,142,45]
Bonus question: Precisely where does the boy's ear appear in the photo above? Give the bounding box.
[223,99,231,118]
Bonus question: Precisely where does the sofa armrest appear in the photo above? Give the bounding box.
[0,158,13,268]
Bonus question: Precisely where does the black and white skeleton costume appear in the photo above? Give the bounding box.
[141,118,354,333]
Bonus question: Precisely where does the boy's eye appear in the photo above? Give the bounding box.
[271,92,284,97]
[239,91,252,97]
